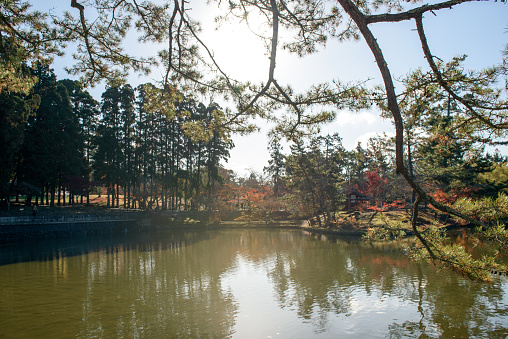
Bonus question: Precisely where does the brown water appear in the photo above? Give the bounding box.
[0,228,507,338]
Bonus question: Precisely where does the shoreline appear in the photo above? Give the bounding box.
[0,210,370,242]
[1,207,469,242]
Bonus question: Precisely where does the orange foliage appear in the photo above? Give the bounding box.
[243,186,273,206]
[428,186,480,209]
[365,200,407,212]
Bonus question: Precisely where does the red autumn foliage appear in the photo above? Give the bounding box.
[363,200,407,212]
[356,170,388,204]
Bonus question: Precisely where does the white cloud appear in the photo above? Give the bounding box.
[355,131,396,148]
[334,110,379,126]
[319,109,395,150]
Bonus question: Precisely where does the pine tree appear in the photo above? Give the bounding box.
[18,64,84,206]
[264,138,286,198]
[0,78,39,202]
[60,79,100,205]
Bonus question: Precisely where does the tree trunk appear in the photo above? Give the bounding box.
[338,0,485,231]
[107,186,111,208]
[50,185,55,207]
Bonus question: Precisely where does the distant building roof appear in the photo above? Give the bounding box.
[347,188,369,200]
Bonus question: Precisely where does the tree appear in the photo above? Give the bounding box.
[264,138,286,198]
[134,83,162,209]
[343,143,369,187]
[118,85,136,207]
[0,1,62,94]
[203,119,234,207]
[0,82,39,201]
[60,79,100,204]
[18,64,84,206]
[94,86,123,207]
[416,115,486,193]
[285,134,346,226]
[356,170,388,207]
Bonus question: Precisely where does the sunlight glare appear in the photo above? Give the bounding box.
[198,7,272,84]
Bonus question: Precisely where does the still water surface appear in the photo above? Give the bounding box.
[0,228,507,338]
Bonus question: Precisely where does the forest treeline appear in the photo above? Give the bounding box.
[1,64,232,210]
[2,64,508,221]
[271,130,508,227]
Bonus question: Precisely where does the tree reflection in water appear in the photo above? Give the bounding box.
[0,228,506,338]
[218,230,508,337]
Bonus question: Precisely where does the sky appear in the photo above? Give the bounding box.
[40,1,508,177]
[197,1,508,176]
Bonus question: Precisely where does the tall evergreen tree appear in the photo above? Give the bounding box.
[18,64,84,205]
[0,76,39,202]
[60,79,100,204]
[95,86,123,207]
[264,138,286,198]
[119,85,136,207]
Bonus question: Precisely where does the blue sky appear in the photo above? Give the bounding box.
[204,1,508,176]
[41,1,508,177]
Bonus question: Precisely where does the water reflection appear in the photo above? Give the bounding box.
[0,229,507,338]
[1,231,238,338]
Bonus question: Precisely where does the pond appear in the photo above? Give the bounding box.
[0,227,507,338]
